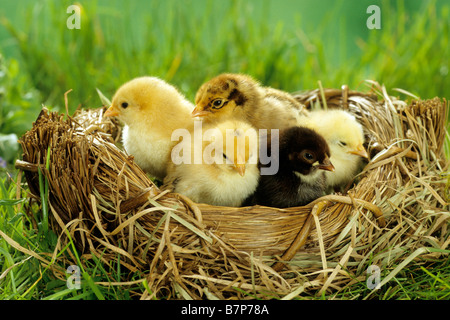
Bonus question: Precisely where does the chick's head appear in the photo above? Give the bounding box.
[283,126,334,175]
[315,110,368,161]
[193,73,260,122]
[203,120,259,177]
[105,76,189,125]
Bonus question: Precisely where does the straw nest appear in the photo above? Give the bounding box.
[16,81,449,299]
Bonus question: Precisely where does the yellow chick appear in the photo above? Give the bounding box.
[298,109,369,191]
[163,120,260,207]
[104,76,194,181]
[192,73,307,130]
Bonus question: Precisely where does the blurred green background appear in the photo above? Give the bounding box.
[0,0,448,166]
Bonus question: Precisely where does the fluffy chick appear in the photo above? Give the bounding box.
[105,76,194,181]
[298,109,368,191]
[163,120,260,207]
[193,73,307,130]
[243,126,334,208]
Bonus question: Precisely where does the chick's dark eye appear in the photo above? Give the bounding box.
[300,151,315,163]
[339,141,347,146]
[211,99,225,109]
[304,152,314,161]
[121,102,129,109]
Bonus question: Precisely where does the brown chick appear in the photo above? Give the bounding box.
[163,119,260,207]
[192,73,307,130]
[104,76,194,181]
[243,126,334,208]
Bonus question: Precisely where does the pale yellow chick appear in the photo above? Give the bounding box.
[105,76,194,181]
[163,120,260,207]
[298,109,369,191]
[192,73,307,130]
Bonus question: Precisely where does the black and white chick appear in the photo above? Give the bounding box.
[298,109,369,192]
[243,126,335,208]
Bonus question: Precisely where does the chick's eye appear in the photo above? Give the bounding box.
[304,153,314,160]
[301,151,315,162]
[339,141,347,147]
[211,99,225,109]
[121,102,129,109]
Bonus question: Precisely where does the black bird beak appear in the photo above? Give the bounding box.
[316,157,335,172]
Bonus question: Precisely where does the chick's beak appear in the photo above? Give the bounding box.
[349,145,369,158]
[104,105,119,117]
[233,163,246,177]
[317,157,335,172]
[192,107,210,118]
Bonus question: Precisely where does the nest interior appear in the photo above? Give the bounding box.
[15,81,449,299]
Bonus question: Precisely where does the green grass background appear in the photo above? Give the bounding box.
[0,0,449,300]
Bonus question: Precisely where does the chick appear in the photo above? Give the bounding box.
[192,73,307,130]
[298,109,368,191]
[163,120,260,207]
[104,76,194,181]
[243,126,334,208]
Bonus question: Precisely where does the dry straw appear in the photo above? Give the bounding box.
[14,81,449,299]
